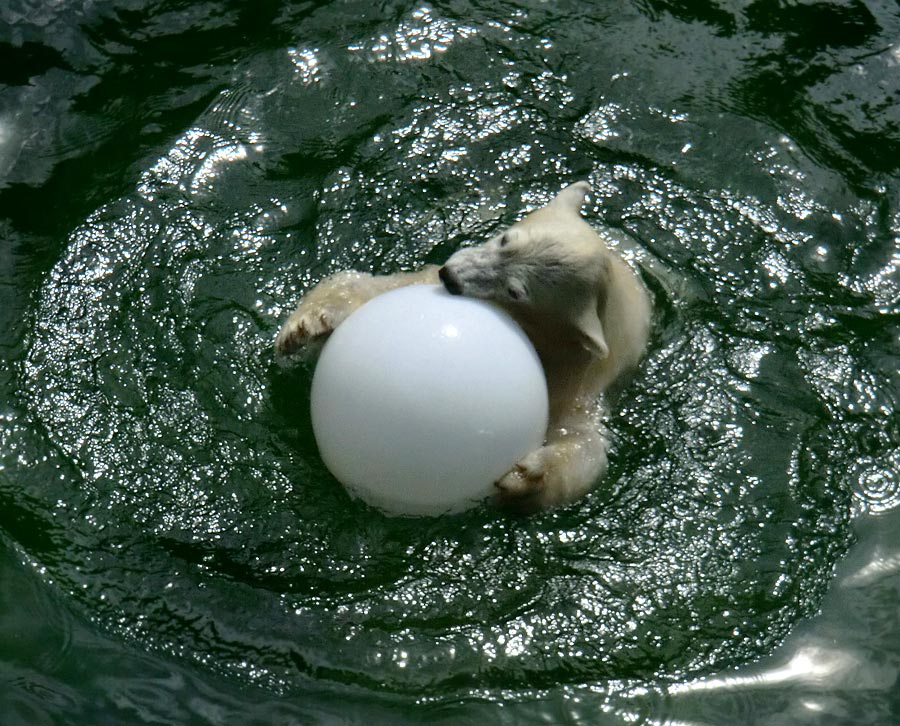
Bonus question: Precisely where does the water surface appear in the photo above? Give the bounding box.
[1,1,899,722]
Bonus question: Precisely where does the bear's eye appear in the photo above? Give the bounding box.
[498,232,510,247]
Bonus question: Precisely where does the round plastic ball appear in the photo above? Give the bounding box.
[310,284,548,515]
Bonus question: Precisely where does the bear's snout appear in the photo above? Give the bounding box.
[439,265,463,295]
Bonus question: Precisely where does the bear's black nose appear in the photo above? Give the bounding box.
[439,266,463,295]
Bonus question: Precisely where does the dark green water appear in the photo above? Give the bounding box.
[2,0,899,722]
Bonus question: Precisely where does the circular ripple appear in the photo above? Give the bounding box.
[852,454,900,515]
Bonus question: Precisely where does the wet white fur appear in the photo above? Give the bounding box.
[275,181,651,510]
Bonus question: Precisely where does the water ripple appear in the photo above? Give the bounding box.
[7,0,896,708]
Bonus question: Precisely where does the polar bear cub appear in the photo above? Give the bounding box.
[275,181,651,511]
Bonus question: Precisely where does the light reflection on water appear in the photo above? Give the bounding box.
[349,5,477,62]
[654,513,900,726]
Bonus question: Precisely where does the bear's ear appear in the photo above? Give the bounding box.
[572,253,611,359]
[574,303,609,359]
[549,181,591,215]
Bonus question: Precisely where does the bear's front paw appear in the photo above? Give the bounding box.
[494,436,607,512]
[494,449,550,512]
[274,270,376,364]
[274,307,338,362]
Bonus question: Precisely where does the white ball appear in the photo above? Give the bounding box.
[310,284,548,515]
